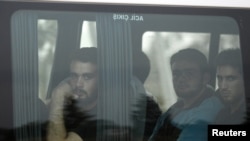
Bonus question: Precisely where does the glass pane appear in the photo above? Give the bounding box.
[219,34,240,52]
[80,21,97,48]
[38,19,58,104]
[9,9,243,141]
[142,32,210,111]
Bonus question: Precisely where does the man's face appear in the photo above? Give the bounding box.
[171,60,205,98]
[216,65,244,104]
[69,60,98,103]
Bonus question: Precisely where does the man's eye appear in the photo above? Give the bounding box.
[83,76,90,80]
[83,74,94,80]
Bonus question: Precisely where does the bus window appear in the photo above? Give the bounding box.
[80,21,97,48]
[142,32,210,111]
[38,20,98,104]
[38,19,58,104]
[219,34,240,52]
[2,2,247,140]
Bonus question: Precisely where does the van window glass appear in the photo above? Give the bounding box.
[142,32,210,111]
[38,19,58,104]
[80,21,97,48]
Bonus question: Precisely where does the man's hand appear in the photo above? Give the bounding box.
[47,78,83,141]
[52,78,73,99]
[53,78,84,102]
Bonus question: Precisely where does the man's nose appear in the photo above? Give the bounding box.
[177,73,188,82]
[76,76,83,87]
[220,79,228,89]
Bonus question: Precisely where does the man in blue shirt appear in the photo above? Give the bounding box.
[149,48,223,141]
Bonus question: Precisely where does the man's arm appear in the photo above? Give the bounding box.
[47,80,83,141]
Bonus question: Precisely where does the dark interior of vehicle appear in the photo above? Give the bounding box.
[0,1,250,140]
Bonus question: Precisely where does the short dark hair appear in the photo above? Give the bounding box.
[69,47,97,64]
[216,48,243,74]
[69,48,150,83]
[170,48,209,73]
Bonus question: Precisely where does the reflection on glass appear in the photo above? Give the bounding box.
[219,34,240,52]
[9,8,241,141]
[80,21,97,48]
[38,19,58,104]
[142,32,210,111]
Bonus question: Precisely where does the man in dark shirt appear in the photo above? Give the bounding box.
[215,48,246,124]
[47,48,161,141]
[47,47,98,141]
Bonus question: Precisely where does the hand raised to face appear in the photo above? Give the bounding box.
[52,78,75,100]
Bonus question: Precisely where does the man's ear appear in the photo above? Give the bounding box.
[202,72,211,85]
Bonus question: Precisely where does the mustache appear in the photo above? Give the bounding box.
[72,88,88,95]
[65,89,88,104]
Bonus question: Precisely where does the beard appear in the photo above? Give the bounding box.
[69,89,98,112]
[77,92,97,110]
[63,91,98,130]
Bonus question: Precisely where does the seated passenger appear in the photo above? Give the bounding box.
[47,47,161,141]
[132,51,161,141]
[149,48,223,141]
[47,47,98,141]
[214,48,246,124]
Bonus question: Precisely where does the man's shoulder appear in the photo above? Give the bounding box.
[188,95,224,123]
[200,86,224,109]
[201,95,223,109]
